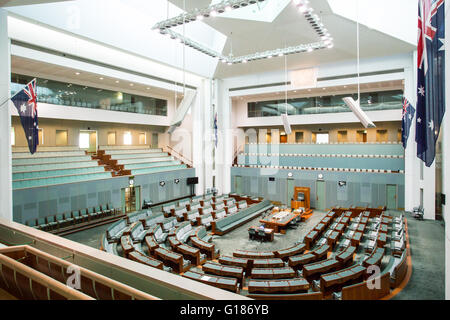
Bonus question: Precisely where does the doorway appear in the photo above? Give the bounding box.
[235,176,243,195]
[316,180,326,210]
[386,184,398,210]
[79,130,97,153]
[287,179,295,207]
[122,186,141,214]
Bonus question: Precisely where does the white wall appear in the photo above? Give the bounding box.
[0,9,12,221]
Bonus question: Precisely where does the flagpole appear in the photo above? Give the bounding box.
[0,78,37,109]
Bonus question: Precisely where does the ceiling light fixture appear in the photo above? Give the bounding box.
[152,0,333,65]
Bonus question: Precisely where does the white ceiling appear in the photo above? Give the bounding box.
[168,0,416,79]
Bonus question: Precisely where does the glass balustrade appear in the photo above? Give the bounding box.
[11,74,168,116]
[248,90,403,118]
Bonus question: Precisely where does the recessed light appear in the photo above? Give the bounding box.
[99,77,104,80]
[75,72,80,75]
[115,80,120,83]
[130,83,134,86]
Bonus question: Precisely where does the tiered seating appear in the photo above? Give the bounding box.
[12,147,112,189]
[236,143,405,173]
[0,245,158,300]
[97,146,188,176]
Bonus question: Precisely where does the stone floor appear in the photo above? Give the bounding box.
[63,208,446,300]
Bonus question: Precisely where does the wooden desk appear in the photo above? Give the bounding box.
[250,267,296,279]
[248,278,310,294]
[320,265,366,292]
[233,249,276,259]
[335,246,356,267]
[339,217,350,227]
[219,256,249,270]
[304,230,319,249]
[202,262,244,284]
[310,244,330,260]
[144,235,159,256]
[252,259,285,269]
[248,226,275,242]
[190,237,219,259]
[356,224,366,233]
[314,223,327,234]
[363,248,384,268]
[128,250,164,270]
[303,259,339,281]
[326,231,340,248]
[168,236,181,249]
[154,247,190,273]
[275,243,306,260]
[333,223,345,235]
[379,224,388,234]
[183,271,239,293]
[377,233,387,248]
[288,253,316,270]
[259,210,298,233]
[351,232,363,247]
[120,235,134,257]
[176,244,206,266]
[320,216,332,227]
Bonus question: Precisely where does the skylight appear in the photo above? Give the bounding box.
[210,0,291,22]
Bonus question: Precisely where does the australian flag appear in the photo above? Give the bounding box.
[401,98,416,149]
[415,0,445,167]
[11,79,39,154]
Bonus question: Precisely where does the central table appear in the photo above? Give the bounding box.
[260,210,300,233]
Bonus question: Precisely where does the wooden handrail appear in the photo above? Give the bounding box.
[165,145,193,167]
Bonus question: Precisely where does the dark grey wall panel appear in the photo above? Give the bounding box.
[231,167,405,209]
[13,168,195,223]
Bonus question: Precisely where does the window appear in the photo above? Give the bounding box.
[124,132,132,145]
[376,130,388,142]
[338,130,348,143]
[315,133,329,144]
[295,131,304,143]
[266,131,272,143]
[56,130,68,146]
[11,127,15,146]
[107,132,116,145]
[280,132,288,144]
[38,128,44,145]
[152,133,159,148]
[139,132,146,145]
[79,132,90,149]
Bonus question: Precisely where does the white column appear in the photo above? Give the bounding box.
[404,51,421,212]
[0,9,12,222]
[444,0,450,300]
[192,81,205,195]
[216,79,232,194]
[202,79,214,192]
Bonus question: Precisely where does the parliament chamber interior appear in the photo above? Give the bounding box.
[0,0,448,303]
